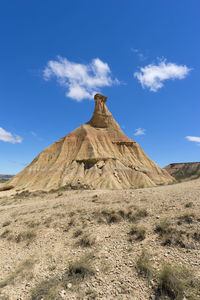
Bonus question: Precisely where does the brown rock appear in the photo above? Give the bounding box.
[4,94,173,191]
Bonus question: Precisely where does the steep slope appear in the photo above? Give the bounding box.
[4,94,173,191]
[164,162,200,180]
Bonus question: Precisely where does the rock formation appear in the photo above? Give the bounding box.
[164,162,200,181]
[4,94,174,190]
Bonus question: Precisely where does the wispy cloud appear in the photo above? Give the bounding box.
[134,128,146,136]
[43,56,119,101]
[0,127,22,144]
[30,131,37,137]
[185,136,200,146]
[134,59,191,92]
[131,48,147,61]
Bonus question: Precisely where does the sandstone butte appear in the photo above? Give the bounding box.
[2,94,174,191]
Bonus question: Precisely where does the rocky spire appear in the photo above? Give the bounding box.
[88,93,112,128]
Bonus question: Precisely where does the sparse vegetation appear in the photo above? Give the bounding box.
[178,213,195,224]
[31,277,60,300]
[85,288,97,299]
[66,253,95,284]
[0,259,34,289]
[157,264,199,300]
[1,229,10,239]
[14,190,31,199]
[93,207,148,225]
[185,201,193,208]
[49,265,56,271]
[78,233,96,247]
[107,212,122,223]
[25,220,40,228]
[31,253,95,299]
[155,218,172,234]
[15,230,37,244]
[136,250,153,279]
[2,221,11,227]
[73,228,83,238]
[44,217,53,227]
[155,219,186,247]
[129,225,146,241]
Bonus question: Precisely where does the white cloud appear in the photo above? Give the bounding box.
[185,136,200,146]
[134,128,146,136]
[134,59,191,92]
[131,48,147,61]
[0,127,22,144]
[43,56,119,101]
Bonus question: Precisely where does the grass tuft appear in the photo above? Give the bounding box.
[136,250,153,279]
[78,233,96,247]
[158,264,195,300]
[129,225,146,241]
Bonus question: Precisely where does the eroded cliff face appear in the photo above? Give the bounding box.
[164,162,200,180]
[4,94,174,191]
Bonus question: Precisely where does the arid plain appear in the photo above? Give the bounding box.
[0,178,199,300]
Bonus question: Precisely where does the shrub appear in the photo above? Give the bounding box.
[107,213,122,224]
[31,277,60,300]
[127,208,148,222]
[0,259,34,289]
[178,213,195,224]
[85,288,97,299]
[155,218,172,234]
[185,202,193,208]
[15,230,36,244]
[78,233,96,247]
[136,250,153,279]
[2,221,11,227]
[158,264,191,299]
[66,253,95,284]
[73,228,83,238]
[129,225,146,241]
[1,229,10,238]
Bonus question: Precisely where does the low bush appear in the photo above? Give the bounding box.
[66,253,95,284]
[157,264,197,300]
[178,213,195,224]
[136,250,153,279]
[78,233,96,247]
[129,225,146,241]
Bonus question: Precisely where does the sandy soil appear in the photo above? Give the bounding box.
[0,179,199,300]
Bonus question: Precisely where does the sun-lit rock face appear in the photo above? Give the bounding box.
[5,94,174,190]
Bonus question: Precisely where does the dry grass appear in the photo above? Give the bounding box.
[2,221,11,227]
[0,259,35,289]
[157,264,199,300]
[136,250,153,279]
[15,230,37,244]
[178,213,195,224]
[78,233,96,247]
[129,225,146,241]
[66,252,95,284]
[185,201,193,208]
[31,277,61,300]
[73,228,83,238]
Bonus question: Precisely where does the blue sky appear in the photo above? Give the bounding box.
[0,0,199,174]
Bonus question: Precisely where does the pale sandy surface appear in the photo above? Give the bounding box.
[0,179,199,300]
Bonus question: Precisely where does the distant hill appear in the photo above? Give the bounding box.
[0,174,13,183]
[164,162,200,181]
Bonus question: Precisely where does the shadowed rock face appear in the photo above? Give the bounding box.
[164,162,200,180]
[4,94,174,191]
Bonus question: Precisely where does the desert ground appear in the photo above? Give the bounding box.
[0,179,199,300]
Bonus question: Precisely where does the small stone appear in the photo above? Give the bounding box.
[60,290,66,298]
[67,283,72,289]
